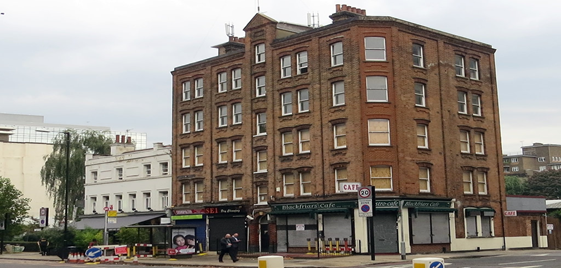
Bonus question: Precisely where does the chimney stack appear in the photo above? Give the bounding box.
[330,4,367,23]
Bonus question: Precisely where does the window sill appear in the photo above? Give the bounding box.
[254,171,267,174]
[364,59,388,62]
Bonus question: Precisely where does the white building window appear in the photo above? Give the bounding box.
[195,111,204,131]
[233,178,242,200]
[477,171,487,195]
[160,162,168,175]
[366,76,388,102]
[256,150,267,172]
[460,130,470,153]
[455,55,465,77]
[281,55,291,78]
[182,81,191,101]
[129,194,136,210]
[90,197,97,213]
[194,145,203,166]
[255,43,265,63]
[102,195,109,208]
[297,51,308,74]
[219,180,228,201]
[218,72,227,92]
[364,37,386,61]
[182,113,191,133]
[232,103,242,124]
[282,132,293,156]
[92,171,98,183]
[160,191,169,209]
[458,91,467,114]
[512,166,519,172]
[115,195,123,211]
[417,124,428,149]
[412,43,424,67]
[419,167,430,193]
[256,113,266,135]
[232,140,242,162]
[182,147,190,168]
[218,105,228,127]
[143,192,151,210]
[232,68,242,89]
[257,185,267,204]
[333,123,347,149]
[283,173,294,197]
[299,129,310,153]
[300,171,312,195]
[335,168,348,192]
[116,168,123,180]
[281,92,293,115]
[298,89,309,113]
[538,157,546,162]
[331,42,343,66]
[463,171,473,194]
[415,83,426,107]
[195,181,204,203]
[475,132,485,155]
[182,184,191,204]
[332,81,345,106]
[472,94,482,116]
[368,119,390,146]
[256,76,266,97]
[144,164,151,177]
[195,78,204,98]
[469,58,479,80]
[370,166,392,191]
[218,141,227,163]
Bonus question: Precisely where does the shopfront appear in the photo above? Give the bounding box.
[206,205,247,252]
[270,200,356,253]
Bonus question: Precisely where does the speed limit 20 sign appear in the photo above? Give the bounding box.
[358,186,373,200]
[357,186,376,217]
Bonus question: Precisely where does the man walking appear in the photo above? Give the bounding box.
[219,233,235,263]
[230,233,241,261]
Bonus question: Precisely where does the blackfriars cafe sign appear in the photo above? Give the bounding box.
[270,199,452,212]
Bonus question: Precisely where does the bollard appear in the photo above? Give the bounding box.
[314,238,318,253]
[412,257,445,268]
[335,238,340,253]
[258,255,283,268]
[307,238,312,254]
[327,238,333,253]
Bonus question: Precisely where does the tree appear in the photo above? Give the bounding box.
[40,129,112,223]
[505,175,527,195]
[525,170,561,199]
[0,176,31,239]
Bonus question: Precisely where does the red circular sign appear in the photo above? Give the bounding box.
[358,187,371,198]
[103,207,109,212]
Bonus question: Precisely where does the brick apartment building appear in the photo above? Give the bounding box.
[170,5,538,254]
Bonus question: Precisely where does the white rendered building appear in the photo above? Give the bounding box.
[76,138,172,229]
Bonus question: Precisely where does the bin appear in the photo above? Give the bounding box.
[413,257,445,268]
[258,255,284,268]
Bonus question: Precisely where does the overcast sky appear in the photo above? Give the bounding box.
[1,0,558,155]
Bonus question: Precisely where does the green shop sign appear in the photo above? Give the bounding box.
[171,214,203,220]
[271,200,357,211]
[403,200,451,208]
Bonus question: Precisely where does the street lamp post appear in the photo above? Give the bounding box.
[37,129,70,259]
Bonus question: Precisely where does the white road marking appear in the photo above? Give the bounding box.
[532,254,549,256]
[499,259,555,265]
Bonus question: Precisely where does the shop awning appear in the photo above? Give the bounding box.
[465,208,495,213]
[73,214,164,230]
[315,208,350,214]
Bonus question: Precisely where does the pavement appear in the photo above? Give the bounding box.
[0,248,555,267]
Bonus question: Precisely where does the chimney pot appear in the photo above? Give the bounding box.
[342,4,347,11]
[336,4,340,12]
[351,7,357,13]
[115,135,120,143]
[121,135,125,143]
[127,137,132,144]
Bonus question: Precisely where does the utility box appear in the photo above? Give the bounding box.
[413,257,445,268]
[258,255,284,268]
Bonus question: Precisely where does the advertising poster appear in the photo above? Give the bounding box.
[171,228,196,254]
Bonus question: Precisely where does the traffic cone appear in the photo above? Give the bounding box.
[78,253,85,263]
[69,252,76,263]
[133,255,139,264]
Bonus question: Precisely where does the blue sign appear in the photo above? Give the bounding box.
[361,204,371,212]
[429,261,444,268]
[85,247,103,259]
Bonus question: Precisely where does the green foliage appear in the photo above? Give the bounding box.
[525,170,561,199]
[505,176,527,195]
[115,228,150,247]
[73,227,102,250]
[40,129,112,222]
[549,210,561,220]
[0,177,31,239]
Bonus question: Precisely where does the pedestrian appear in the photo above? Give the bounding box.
[218,233,236,263]
[230,233,240,261]
[37,237,49,256]
[88,238,97,249]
